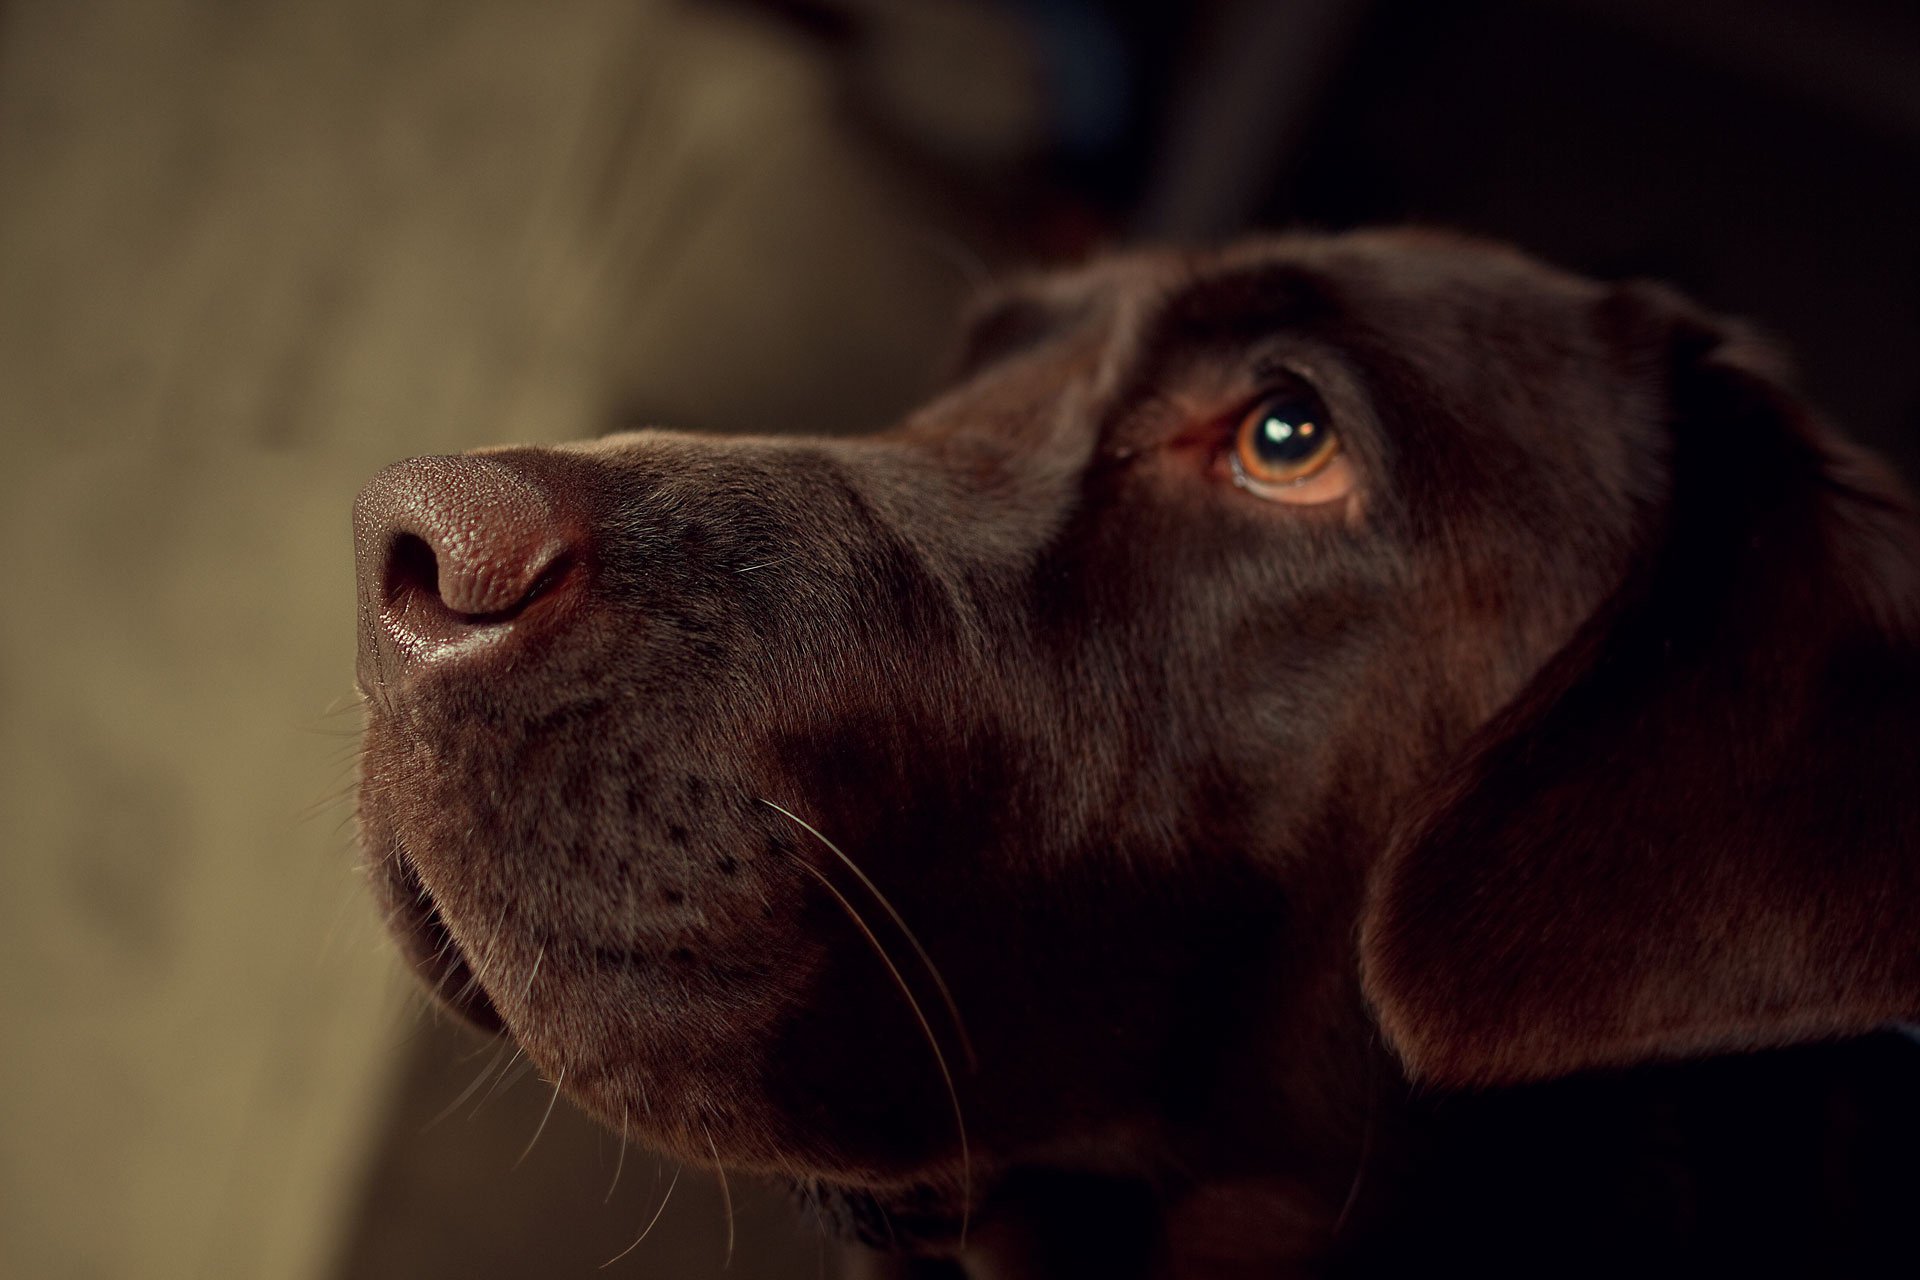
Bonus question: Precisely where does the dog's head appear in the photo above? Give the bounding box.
[355,230,1920,1244]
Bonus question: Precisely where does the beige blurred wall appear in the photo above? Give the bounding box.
[0,2,995,1275]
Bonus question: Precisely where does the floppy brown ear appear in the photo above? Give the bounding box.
[1360,284,1920,1088]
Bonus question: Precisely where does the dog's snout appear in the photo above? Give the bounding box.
[354,454,581,687]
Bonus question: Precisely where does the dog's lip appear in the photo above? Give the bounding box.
[387,847,506,1034]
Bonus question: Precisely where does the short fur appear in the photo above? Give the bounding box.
[355,230,1920,1276]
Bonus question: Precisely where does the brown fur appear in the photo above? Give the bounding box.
[355,230,1920,1276]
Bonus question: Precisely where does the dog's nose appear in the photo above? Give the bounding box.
[354,454,581,688]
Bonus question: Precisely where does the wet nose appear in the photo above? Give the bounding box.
[353,454,581,688]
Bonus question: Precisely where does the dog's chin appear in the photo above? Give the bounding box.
[549,992,979,1190]
[359,730,990,1197]
[369,829,507,1034]
[364,812,878,1175]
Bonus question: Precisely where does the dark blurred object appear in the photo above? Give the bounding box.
[1268,0,1920,479]
[737,0,1920,480]
[719,0,1171,254]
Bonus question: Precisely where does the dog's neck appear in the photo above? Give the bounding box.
[812,938,1395,1277]
[939,960,1395,1277]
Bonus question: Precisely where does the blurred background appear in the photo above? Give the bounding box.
[4,1,1919,1276]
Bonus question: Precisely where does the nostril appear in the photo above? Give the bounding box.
[354,453,586,679]
[384,533,442,612]
[380,523,570,632]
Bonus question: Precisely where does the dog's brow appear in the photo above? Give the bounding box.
[1071,263,1335,442]
[1137,264,1333,363]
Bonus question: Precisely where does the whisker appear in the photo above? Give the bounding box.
[605,1109,629,1203]
[298,780,362,823]
[734,560,782,574]
[515,1065,567,1167]
[425,1039,512,1130]
[317,692,368,719]
[472,1045,529,1116]
[456,1028,511,1062]
[782,852,973,1246]
[424,933,467,1008]
[601,1164,681,1268]
[450,901,513,1009]
[519,943,548,1006]
[704,1125,736,1268]
[760,800,976,1067]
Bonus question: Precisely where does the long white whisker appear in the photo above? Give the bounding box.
[519,943,547,1006]
[783,853,973,1247]
[448,900,511,1008]
[705,1125,736,1267]
[605,1109,629,1204]
[515,1065,567,1167]
[472,1045,528,1116]
[424,1039,512,1130]
[760,799,975,1067]
[601,1164,681,1268]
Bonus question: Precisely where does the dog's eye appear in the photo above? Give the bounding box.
[1232,388,1339,488]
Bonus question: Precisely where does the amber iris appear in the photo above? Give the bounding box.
[1233,389,1338,486]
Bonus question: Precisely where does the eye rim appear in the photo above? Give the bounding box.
[1229,384,1342,490]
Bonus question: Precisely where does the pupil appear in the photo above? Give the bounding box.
[1257,408,1320,462]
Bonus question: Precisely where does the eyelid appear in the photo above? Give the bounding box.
[1102,356,1346,466]
[1249,353,1313,390]
[1225,446,1357,509]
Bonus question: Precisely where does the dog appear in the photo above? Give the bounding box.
[354,229,1920,1276]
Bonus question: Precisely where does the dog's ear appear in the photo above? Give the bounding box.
[1360,283,1920,1088]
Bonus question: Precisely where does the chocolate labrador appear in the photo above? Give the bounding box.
[354,230,1920,1277]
